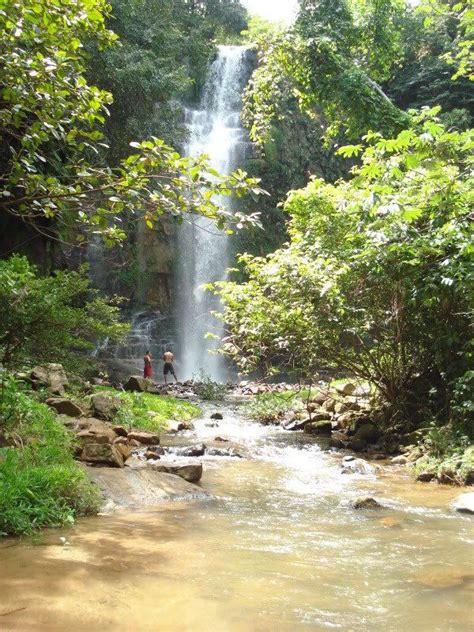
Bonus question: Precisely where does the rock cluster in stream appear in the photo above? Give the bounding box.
[15,365,473,493]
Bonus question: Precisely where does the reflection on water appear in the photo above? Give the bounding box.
[1,404,473,631]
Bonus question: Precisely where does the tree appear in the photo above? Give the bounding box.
[387,0,474,127]
[418,0,474,81]
[242,0,409,146]
[0,255,129,371]
[0,0,260,246]
[214,110,473,431]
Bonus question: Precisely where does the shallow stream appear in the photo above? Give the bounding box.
[1,401,473,631]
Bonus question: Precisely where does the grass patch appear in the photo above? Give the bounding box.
[0,377,100,536]
[104,389,201,432]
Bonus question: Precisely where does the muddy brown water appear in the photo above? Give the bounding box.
[1,403,473,631]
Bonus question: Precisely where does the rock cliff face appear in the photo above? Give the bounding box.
[135,217,175,313]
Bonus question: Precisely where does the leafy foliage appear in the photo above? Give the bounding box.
[89,0,249,163]
[242,0,409,146]
[244,391,294,424]
[0,0,260,245]
[0,255,128,370]
[387,0,474,127]
[417,0,474,81]
[193,371,228,401]
[215,110,473,429]
[0,376,100,536]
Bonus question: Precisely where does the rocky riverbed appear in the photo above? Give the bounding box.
[1,393,473,631]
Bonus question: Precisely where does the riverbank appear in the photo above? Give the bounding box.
[1,399,473,631]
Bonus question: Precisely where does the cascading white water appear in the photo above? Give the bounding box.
[176,45,251,381]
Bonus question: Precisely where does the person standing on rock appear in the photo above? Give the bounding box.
[143,350,153,379]
[163,349,178,384]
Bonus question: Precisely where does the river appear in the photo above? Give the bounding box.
[1,401,473,631]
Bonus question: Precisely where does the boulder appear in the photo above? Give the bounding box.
[347,438,368,452]
[80,443,124,468]
[344,401,362,412]
[336,412,357,429]
[309,411,332,422]
[352,423,380,445]
[310,392,328,405]
[322,399,336,413]
[115,443,133,461]
[90,391,122,420]
[416,471,436,482]
[124,375,153,392]
[331,430,347,442]
[152,462,203,483]
[214,436,230,442]
[341,457,376,475]
[283,418,307,431]
[85,467,209,508]
[304,420,332,436]
[113,436,128,445]
[124,455,148,469]
[46,397,84,417]
[206,447,243,458]
[145,448,165,460]
[75,418,116,443]
[334,402,349,415]
[166,420,191,433]
[30,363,68,395]
[335,382,357,396]
[76,430,112,445]
[210,412,223,420]
[391,455,408,465]
[352,496,382,509]
[127,431,160,445]
[172,443,207,457]
[451,492,474,515]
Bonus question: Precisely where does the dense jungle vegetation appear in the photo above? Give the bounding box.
[0,0,473,534]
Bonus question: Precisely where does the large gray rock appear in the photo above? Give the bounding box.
[352,496,382,509]
[171,443,207,457]
[46,397,83,417]
[85,466,209,510]
[152,461,203,483]
[90,391,122,420]
[283,418,307,431]
[451,492,474,515]
[127,431,160,445]
[335,382,357,396]
[304,420,332,436]
[309,411,332,422]
[75,418,116,444]
[80,442,124,468]
[124,375,153,392]
[352,423,380,446]
[341,456,377,475]
[30,363,68,395]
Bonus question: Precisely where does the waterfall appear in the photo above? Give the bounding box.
[176,45,252,382]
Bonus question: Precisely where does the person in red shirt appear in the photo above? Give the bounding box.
[143,350,153,379]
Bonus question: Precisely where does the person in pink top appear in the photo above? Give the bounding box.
[143,350,152,379]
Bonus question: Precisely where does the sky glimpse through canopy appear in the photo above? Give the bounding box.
[241,0,298,23]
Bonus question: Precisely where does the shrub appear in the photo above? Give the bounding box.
[245,392,295,424]
[0,377,100,536]
[193,372,228,401]
[0,255,128,373]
